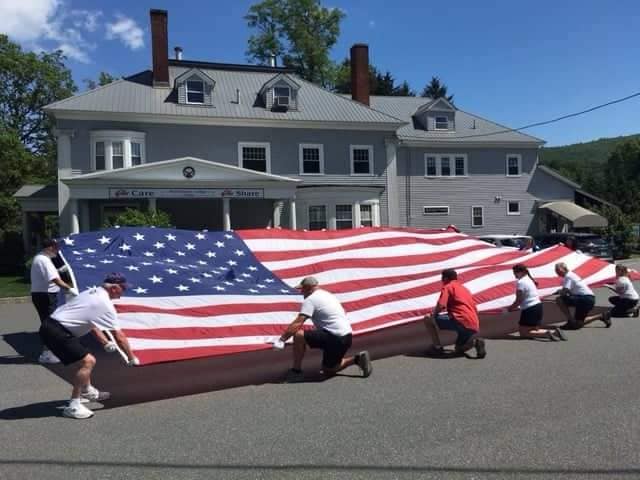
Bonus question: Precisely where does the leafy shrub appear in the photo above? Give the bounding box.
[102,208,172,228]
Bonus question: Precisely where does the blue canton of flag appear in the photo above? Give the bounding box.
[58,227,296,297]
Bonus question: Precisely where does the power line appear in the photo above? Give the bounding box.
[401,90,640,140]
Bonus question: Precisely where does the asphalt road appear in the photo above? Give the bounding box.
[1,285,639,480]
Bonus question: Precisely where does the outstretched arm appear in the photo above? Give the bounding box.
[279,314,308,342]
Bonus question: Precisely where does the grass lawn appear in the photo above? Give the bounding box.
[0,275,30,298]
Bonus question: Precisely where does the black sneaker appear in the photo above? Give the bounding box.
[284,368,304,383]
[355,351,372,378]
[633,307,640,318]
[559,322,579,331]
[474,338,487,359]
[602,311,612,328]
[553,327,568,341]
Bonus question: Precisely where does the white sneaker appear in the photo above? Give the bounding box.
[38,350,61,364]
[62,402,94,419]
[81,385,111,402]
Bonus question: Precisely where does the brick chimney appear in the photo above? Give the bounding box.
[350,44,369,106]
[150,9,169,87]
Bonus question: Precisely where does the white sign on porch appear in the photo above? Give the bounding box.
[108,188,264,199]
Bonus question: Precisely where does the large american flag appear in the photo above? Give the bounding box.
[59,226,619,365]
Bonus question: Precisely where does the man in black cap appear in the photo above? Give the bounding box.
[30,238,78,364]
[39,272,139,419]
[273,276,372,382]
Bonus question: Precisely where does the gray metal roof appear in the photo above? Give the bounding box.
[44,65,405,127]
[13,184,58,199]
[369,96,544,144]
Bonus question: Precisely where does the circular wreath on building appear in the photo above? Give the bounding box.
[182,166,196,179]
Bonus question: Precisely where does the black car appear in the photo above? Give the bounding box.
[534,233,613,261]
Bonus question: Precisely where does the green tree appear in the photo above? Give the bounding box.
[603,139,640,219]
[421,76,454,102]
[83,71,118,91]
[103,208,172,228]
[332,59,415,96]
[0,35,76,159]
[0,35,76,239]
[245,0,345,86]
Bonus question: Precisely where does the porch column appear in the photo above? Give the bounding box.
[272,200,284,228]
[222,198,231,231]
[385,138,399,227]
[354,201,362,228]
[69,199,80,234]
[55,129,74,235]
[22,211,30,254]
[373,202,381,227]
[289,199,297,230]
[148,198,157,212]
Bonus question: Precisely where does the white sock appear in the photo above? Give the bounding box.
[69,398,82,407]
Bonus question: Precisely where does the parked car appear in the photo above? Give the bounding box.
[533,232,613,261]
[477,235,533,249]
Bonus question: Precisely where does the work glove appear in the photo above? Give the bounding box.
[104,341,118,353]
[271,339,285,351]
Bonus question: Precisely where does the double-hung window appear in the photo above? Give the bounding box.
[186,80,205,104]
[95,142,106,170]
[90,131,146,172]
[506,154,522,176]
[435,116,449,130]
[308,206,327,230]
[238,142,270,173]
[336,205,353,230]
[471,206,484,228]
[425,154,467,177]
[273,86,290,107]
[360,205,373,227]
[111,141,124,169]
[350,145,374,175]
[299,144,324,175]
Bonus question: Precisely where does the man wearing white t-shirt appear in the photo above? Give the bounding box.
[554,262,609,329]
[39,273,139,419]
[30,239,77,364]
[274,276,372,382]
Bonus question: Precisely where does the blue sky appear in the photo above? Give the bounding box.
[2,0,639,146]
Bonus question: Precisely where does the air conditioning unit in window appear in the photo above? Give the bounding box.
[275,96,289,107]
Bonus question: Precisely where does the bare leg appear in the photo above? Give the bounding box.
[70,354,96,399]
[555,296,573,323]
[292,329,306,371]
[323,356,355,375]
[519,326,553,339]
[583,313,604,326]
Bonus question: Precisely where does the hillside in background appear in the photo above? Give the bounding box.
[539,133,640,189]
[541,133,640,166]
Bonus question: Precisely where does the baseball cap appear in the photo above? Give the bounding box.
[104,272,128,289]
[295,276,319,289]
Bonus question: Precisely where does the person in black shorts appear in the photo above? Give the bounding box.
[40,273,138,419]
[273,276,372,382]
[507,264,566,341]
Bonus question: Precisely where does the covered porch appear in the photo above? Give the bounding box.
[58,157,301,235]
[538,200,608,232]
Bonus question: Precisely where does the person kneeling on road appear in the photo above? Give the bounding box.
[605,264,639,318]
[554,262,610,329]
[507,264,567,341]
[39,273,139,419]
[273,276,372,382]
[423,269,486,359]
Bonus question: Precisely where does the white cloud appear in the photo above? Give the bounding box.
[368,20,376,28]
[71,9,103,32]
[106,14,144,50]
[0,0,101,63]
[0,0,61,43]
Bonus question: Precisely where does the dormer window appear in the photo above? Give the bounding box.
[186,80,205,104]
[435,116,449,130]
[273,86,290,107]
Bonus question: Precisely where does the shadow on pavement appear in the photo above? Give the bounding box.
[0,400,69,420]
[1,304,606,409]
